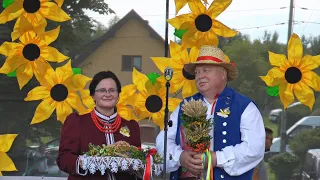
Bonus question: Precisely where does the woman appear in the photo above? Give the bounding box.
[57,71,142,180]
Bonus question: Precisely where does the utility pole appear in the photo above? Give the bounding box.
[280,0,294,153]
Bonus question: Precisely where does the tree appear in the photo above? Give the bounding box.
[46,0,115,54]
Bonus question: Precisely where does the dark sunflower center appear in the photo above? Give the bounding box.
[285,67,302,84]
[23,43,40,61]
[145,95,163,113]
[23,0,41,13]
[50,84,68,102]
[195,14,212,32]
[182,68,195,80]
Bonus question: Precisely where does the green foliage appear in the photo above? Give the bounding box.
[47,0,115,54]
[268,153,300,180]
[289,128,320,164]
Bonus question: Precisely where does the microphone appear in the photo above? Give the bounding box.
[164,67,173,81]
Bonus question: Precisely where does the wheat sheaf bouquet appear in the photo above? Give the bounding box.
[180,98,214,179]
[180,98,212,153]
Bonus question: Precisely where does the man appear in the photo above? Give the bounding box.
[156,45,265,180]
[253,127,274,180]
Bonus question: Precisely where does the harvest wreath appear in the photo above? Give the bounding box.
[78,141,163,178]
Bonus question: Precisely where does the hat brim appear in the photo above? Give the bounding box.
[184,60,238,81]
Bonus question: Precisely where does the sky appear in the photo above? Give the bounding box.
[86,0,320,44]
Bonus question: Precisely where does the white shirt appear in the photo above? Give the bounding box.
[156,100,266,176]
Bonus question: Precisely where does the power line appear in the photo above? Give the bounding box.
[295,6,320,12]
[89,7,289,19]
[236,22,289,30]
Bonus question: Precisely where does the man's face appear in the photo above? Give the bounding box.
[194,64,227,94]
[265,133,273,152]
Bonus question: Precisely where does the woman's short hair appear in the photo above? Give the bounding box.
[89,71,122,96]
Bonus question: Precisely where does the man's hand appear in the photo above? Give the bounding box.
[179,151,203,175]
[193,151,217,169]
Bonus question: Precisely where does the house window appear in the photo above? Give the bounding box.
[122,55,142,71]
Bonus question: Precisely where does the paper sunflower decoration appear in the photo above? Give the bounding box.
[152,41,199,98]
[260,33,320,110]
[168,0,237,49]
[11,15,58,42]
[0,0,70,27]
[24,60,92,124]
[133,68,181,129]
[0,30,68,89]
[79,84,145,121]
[0,134,18,176]
[174,0,208,14]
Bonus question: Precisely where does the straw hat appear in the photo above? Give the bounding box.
[184,45,238,81]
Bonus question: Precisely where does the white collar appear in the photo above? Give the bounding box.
[94,108,117,123]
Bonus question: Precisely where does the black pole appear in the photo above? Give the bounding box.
[163,0,170,179]
[163,81,171,180]
[164,0,169,57]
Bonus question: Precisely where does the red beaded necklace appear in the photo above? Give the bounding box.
[90,110,121,133]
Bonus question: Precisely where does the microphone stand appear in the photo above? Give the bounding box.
[163,81,172,180]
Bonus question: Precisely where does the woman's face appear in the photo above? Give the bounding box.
[93,78,119,110]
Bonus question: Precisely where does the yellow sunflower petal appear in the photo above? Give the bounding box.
[259,67,285,87]
[0,152,17,172]
[279,83,294,109]
[151,57,170,72]
[189,47,200,63]
[300,55,319,72]
[16,63,34,89]
[168,98,181,112]
[55,60,73,83]
[41,46,69,63]
[182,81,198,98]
[22,16,47,36]
[54,0,64,7]
[79,90,95,110]
[294,82,315,110]
[66,93,88,116]
[181,28,198,48]
[170,41,183,59]
[39,26,60,45]
[208,0,232,18]
[33,60,53,86]
[11,16,32,41]
[24,86,50,101]
[0,42,21,57]
[288,33,303,62]
[175,0,187,14]
[69,74,92,89]
[19,31,37,44]
[117,105,138,120]
[167,14,192,29]
[0,2,23,24]
[212,20,238,38]
[311,55,320,65]
[119,84,137,104]
[40,2,71,22]
[56,101,73,123]
[132,68,149,92]
[268,51,287,67]
[188,1,206,14]
[0,56,27,74]
[0,134,18,153]
[30,98,56,124]
[302,71,320,91]
[152,112,165,130]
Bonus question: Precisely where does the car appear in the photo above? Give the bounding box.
[265,116,320,161]
[269,109,282,123]
[301,149,320,180]
[268,102,303,123]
